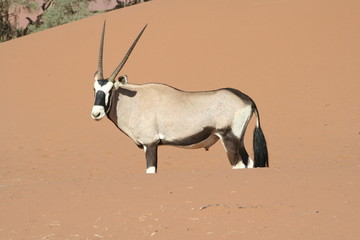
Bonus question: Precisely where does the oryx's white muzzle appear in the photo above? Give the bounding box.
[91,105,106,120]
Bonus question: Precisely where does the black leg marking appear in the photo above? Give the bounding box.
[145,143,158,173]
[239,138,249,167]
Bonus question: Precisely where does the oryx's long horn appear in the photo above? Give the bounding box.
[97,21,106,80]
[108,24,147,82]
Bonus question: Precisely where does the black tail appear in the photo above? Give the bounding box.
[253,107,269,167]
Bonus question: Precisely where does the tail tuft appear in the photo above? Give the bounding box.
[253,126,269,167]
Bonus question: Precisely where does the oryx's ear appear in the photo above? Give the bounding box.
[94,71,101,81]
[118,75,128,85]
[114,75,128,89]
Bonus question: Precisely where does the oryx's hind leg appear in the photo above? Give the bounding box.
[235,136,254,169]
[218,131,242,167]
[144,143,158,174]
[220,106,253,169]
[218,131,251,169]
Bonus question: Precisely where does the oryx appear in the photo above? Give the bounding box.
[91,22,269,174]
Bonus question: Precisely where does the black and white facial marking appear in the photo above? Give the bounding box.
[91,79,114,120]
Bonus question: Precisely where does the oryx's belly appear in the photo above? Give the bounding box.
[178,134,219,149]
[159,126,220,150]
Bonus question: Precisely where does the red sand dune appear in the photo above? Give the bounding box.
[0,0,359,239]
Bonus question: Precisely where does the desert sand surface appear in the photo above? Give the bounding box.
[1,0,360,239]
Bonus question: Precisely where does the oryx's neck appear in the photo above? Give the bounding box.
[106,84,138,130]
[106,88,119,126]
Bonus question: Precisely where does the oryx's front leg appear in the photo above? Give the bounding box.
[144,143,158,174]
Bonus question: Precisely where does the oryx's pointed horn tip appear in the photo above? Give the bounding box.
[108,23,148,82]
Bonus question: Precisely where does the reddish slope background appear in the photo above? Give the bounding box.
[0,0,359,239]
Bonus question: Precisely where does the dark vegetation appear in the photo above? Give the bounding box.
[0,0,150,42]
